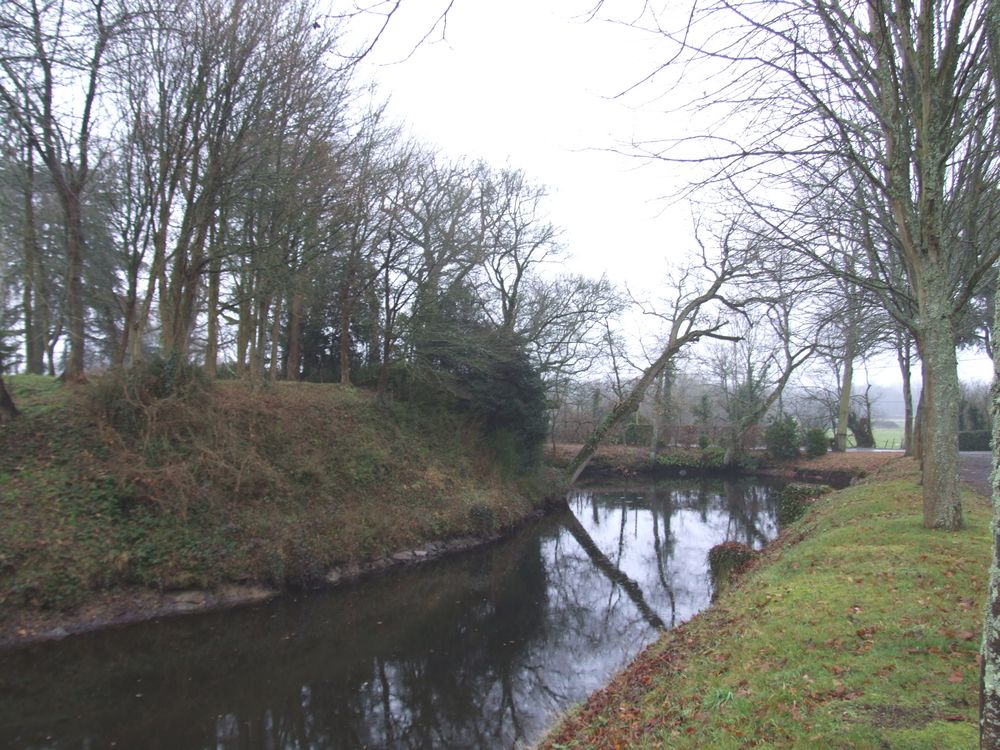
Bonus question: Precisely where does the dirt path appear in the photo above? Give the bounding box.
[961,452,992,497]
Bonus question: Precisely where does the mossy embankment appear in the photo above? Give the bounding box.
[0,374,561,645]
[539,458,988,749]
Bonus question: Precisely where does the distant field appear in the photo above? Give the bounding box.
[815,425,907,450]
[868,427,905,450]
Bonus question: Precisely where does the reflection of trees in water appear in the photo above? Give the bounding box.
[651,491,679,628]
[559,511,665,630]
[0,479,781,750]
[569,478,780,632]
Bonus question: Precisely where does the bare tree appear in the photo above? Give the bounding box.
[0,0,137,381]
[605,0,999,529]
[475,168,561,333]
[707,311,816,466]
[565,228,745,484]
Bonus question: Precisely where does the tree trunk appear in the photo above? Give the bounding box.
[835,352,855,452]
[21,152,45,375]
[285,290,303,381]
[205,253,221,379]
[916,311,962,530]
[0,373,18,423]
[235,279,253,378]
[338,304,352,385]
[338,274,354,385]
[269,295,282,381]
[61,193,87,383]
[376,325,393,400]
[897,337,914,454]
[981,251,1000,748]
[648,370,664,463]
[249,294,270,382]
[979,14,1000,743]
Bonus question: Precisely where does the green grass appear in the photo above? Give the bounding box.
[541,464,988,749]
[811,425,906,450]
[870,427,906,450]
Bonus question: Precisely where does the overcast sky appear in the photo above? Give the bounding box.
[348,1,994,387]
[351,1,690,289]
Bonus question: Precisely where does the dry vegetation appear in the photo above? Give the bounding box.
[0,374,556,638]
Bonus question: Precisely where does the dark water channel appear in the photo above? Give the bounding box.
[0,477,782,749]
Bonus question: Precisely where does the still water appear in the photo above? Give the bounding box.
[0,477,781,749]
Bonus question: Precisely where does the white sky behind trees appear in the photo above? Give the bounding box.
[346,0,994,390]
[349,1,687,286]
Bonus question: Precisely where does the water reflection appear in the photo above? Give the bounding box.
[0,477,780,749]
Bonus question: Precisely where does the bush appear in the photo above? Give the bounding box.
[91,354,211,438]
[708,541,757,578]
[777,482,831,526]
[959,430,991,451]
[765,415,800,459]
[804,427,829,458]
[623,422,653,446]
[409,320,548,473]
[708,541,758,598]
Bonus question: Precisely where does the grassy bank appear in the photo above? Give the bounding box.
[539,459,988,749]
[0,374,557,637]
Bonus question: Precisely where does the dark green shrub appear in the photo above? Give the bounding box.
[777,482,831,526]
[708,541,758,598]
[708,541,757,578]
[765,415,800,459]
[805,427,829,458]
[959,430,990,451]
[698,434,711,450]
[408,310,548,473]
[468,502,496,534]
[623,422,653,446]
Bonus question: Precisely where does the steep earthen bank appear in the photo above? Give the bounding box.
[0,497,567,650]
[0,376,564,650]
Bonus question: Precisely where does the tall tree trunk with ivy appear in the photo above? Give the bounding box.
[978,3,1000,744]
[981,266,1000,744]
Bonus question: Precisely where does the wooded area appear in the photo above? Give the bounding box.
[2,0,1000,742]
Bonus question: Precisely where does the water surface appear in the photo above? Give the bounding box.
[0,477,781,749]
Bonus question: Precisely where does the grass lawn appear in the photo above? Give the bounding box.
[870,427,906,450]
[539,459,989,749]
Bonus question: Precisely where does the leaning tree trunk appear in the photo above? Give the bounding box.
[566,341,682,485]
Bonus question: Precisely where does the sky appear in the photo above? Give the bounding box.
[350,0,687,289]
[348,1,995,388]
